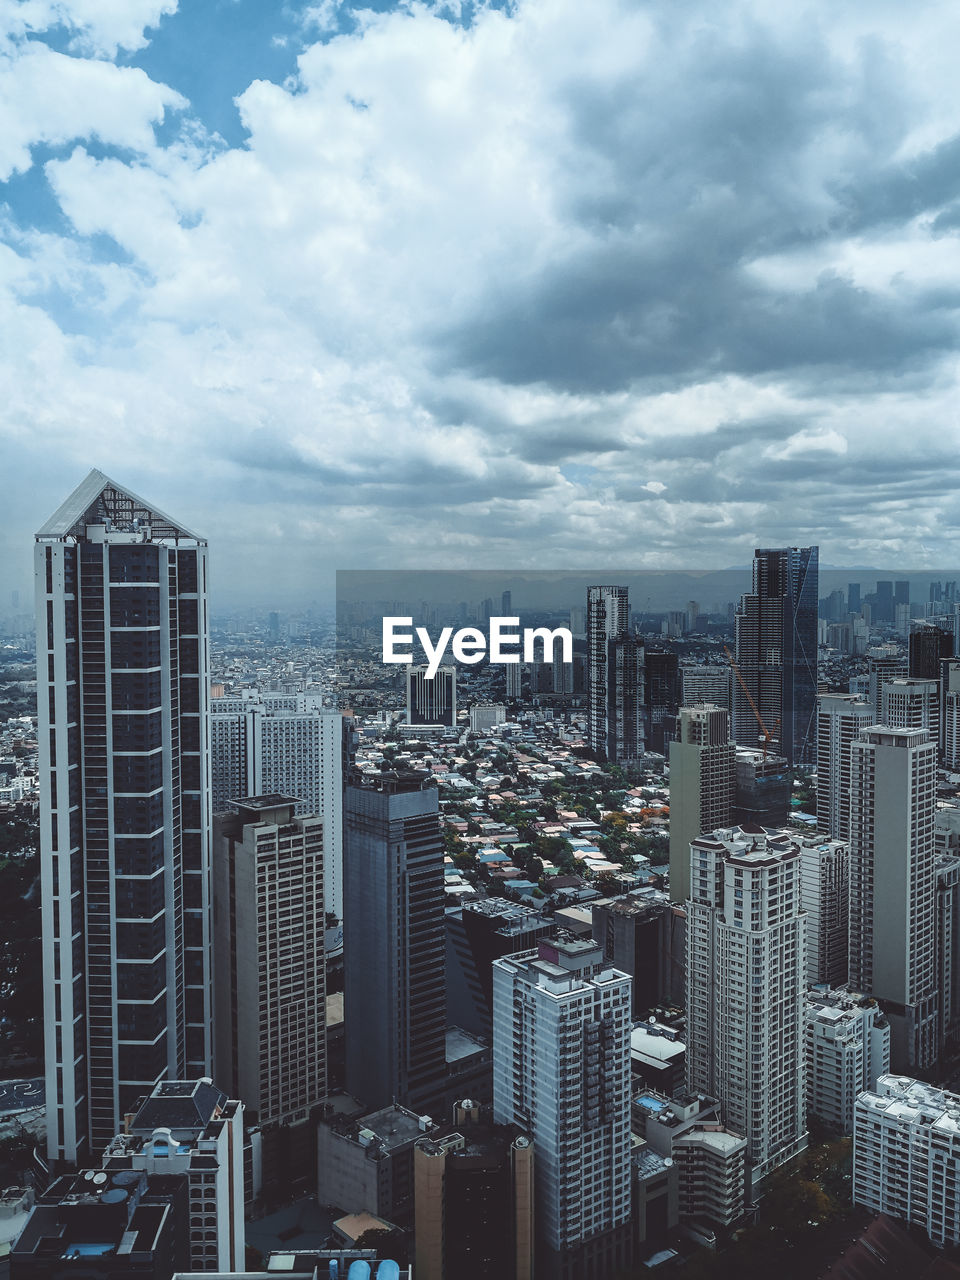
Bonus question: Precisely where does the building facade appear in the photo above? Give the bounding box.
[343,771,447,1114]
[804,989,890,1134]
[848,727,939,1072]
[816,693,874,840]
[35,471,212,1165]
[668,705,735,904]
[685,828,807,1182]
[798,835,849,988]
[212,796,326,1127]
[853,1074,960,1246]
[733,547,818,766]
[209,696,343,921]
[407,667,457,727]
[414,1101,534,1280]
[492,937,633,1279]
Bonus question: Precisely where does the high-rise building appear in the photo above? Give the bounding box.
[875,581,894,625]
[445,898,555,1040]
[942,658,960,767]
[910,621,954,679]
[732,748,791,827]
[343,771,447,1113]
[865,644,907,722]
[685,828,807,1182]
[492,937,633,1279]
[937,852,960,1045]
[414,1101,534,1280]
[668,705,735,904]
[586,585,629,761]
[854,1075,960,1246]
[804,990,889,1134]
[816,694,874,839]
[798,834,849,988]
[501,590,512,616]
[606,634,645,764]
[881,677,938,738]
[407,666,457,727]
[848,727,939,1072]
[733,546,818,765]
[101,1078,245,1272]
[644,649,680,755]
[679,664,732,718]
[212,796,326,1127]
[592,893,686,1017]
[848,582,861,614]
[505,662,523,700]
[209,696,343,921]
[35,471,212,1165]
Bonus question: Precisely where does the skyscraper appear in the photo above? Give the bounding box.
[685,827,807,1182]
[492,937,633,1278]
[343,770,447,1113]
[733,546,818,765]
[407,665,457,727]
[910,621,953,679]
[798,833,849,988]
[212,796,326,1127]
[209,695,343,921]
[644,649,680,755]
[881,677,938,738]
[679,664,733,718]
[848,727,939,1072]
[864,644,908,722]
[668,705,736,904]
[35,471,211,1165]
[587,586,644,764]
[587,585,628,759]
[816,693,874,840]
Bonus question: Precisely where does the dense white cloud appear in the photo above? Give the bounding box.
[3,0,960,604]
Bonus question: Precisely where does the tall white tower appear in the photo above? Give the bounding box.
[816,693,874,839]
[668,704,735,904]
[848,727,939,1072]
[685,827,807,1183]
[492,937,633,1278]
[35,471,212,1165]
[210,696,343,923]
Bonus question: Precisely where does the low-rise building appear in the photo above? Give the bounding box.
[317,1101,437,1226]
[11,1168,188,1278]
[101,1079,245,1273]
[854,1074,960,1245]
[805,989,890,1134]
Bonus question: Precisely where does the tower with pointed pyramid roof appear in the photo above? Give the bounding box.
[35,471,212,1165]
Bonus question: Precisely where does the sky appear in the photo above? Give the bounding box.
[3,0,960,608]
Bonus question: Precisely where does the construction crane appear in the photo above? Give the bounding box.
[722,644,780,760]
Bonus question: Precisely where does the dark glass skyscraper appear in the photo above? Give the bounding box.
[343,770,447,1113]
[587,586,644,764]
[35,471,211,1164]
[733,546,818,766]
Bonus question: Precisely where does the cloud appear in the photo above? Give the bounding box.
[763,428,848,461]
[3,0,960,603]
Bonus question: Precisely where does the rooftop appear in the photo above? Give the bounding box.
[131,1078,229,1135]
[37,469,202,542]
